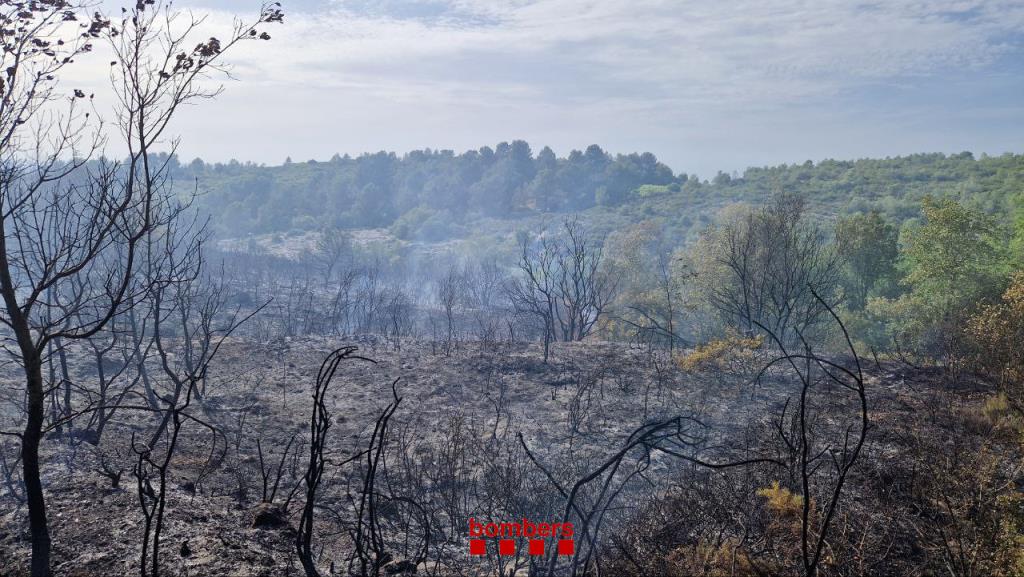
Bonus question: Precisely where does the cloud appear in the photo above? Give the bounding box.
[63,0,1024,173]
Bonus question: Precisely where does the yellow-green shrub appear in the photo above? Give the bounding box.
[967,272,1024,410]
[677,332,763,376]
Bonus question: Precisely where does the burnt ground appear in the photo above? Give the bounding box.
[0,337,997,576]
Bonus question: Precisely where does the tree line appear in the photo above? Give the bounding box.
[162,148,1024,243]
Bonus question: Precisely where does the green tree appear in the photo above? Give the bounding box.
[355,182,394,226]
[901,197,1007,314]
[1011,192,1024,267]
[871,197,1009,359]
[604,220,690,350]
[835,211,899,310]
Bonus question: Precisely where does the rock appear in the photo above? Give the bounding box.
[252,503,288,529]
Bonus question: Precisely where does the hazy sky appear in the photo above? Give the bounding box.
[77,0,1024,176]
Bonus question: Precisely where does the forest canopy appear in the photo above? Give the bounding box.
[169,146,1024,239]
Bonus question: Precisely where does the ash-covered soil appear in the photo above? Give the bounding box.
[0,337,957,576]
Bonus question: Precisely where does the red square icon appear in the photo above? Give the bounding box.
[557,539,574,556]
[498,539,515,556]
[528,539,545,556]
[469,539,486,556]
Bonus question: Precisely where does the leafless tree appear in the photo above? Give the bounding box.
[437,265,462,356]
[484,371,511,441]
[464,259,506,310]
[346,381,412,577]
[128,305,161,409]
[508,230,559,362]
[462,259,509,354]
[329,266,359,336]
[520,416,782,577]
[750,288,869,577]
[0,4,112,573]
[383,287,415,351]
[315,227,354,288]
[256,433,298,505]
[79,316,139,444]
[354,259,387,335]
[555,216,617,342]
[295,346,378,577]
[0,440,25,505]
[132,228,263,577]
[695,195,843,344]
[508,217,617,362]
[0,2,280,574]
[274,273,314,337]
[94,444,125,489]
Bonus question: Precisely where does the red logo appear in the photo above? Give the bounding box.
[467,518,574,557]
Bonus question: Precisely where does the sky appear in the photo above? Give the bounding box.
[72,0,1024,176]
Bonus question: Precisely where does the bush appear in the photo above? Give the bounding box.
[757,481,803,519]
[967,272,1024,412]
[677,332,763,375]
[390,206,465,241]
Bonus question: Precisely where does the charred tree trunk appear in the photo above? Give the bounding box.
[22,354,51,577]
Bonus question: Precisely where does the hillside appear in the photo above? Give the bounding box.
[170,147,1024,245]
